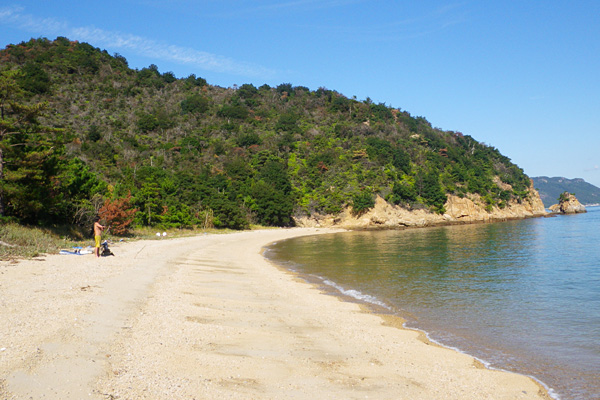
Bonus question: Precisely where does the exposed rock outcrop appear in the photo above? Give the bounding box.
[549,192,587,214]
[294,181,547,229]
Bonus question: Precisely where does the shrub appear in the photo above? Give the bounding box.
[237,132,262,147]
[558,191,573,203]
[98,193,138,235]
[180,94,209,115]
[217,104,248,120]
[352,191,375,216]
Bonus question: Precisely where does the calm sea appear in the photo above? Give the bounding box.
[266,207,600,400]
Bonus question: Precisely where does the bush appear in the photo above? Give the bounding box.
[391,181,417,204]
[217,105,248,120]
[558,191,573,203]
[87,125,101,142]
[237,132,262,147]
[206,195,249,230]
[18,62,51,94]
[421,171,447,213]
[237,83,258,99]
[98,193,137,235]
[366,137,393,164]
[137,113,159,133]
[275,113,299,133]
[352,191,375,216]
[181,94,209,115]
[250,181,294,226]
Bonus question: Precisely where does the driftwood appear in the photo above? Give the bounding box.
[0,240,16,248]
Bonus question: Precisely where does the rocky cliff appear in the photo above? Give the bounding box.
[549,193,587,214]
[294,181,547,229]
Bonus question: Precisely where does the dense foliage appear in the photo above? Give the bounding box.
[0,37,534,230]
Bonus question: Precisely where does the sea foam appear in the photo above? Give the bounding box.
[321,278,392,310]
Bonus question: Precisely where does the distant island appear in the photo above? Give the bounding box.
[532,177,600,207]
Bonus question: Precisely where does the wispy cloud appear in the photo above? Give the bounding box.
[227,0,365,16]
[286,2,469,43]
[435,2,469,29]
[0,5,275,78]
[377,3,469,41]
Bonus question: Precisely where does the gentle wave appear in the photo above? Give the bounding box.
[316,275,560,400]
[320,278,392,310]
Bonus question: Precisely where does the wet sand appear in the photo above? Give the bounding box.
[0,228,549,399]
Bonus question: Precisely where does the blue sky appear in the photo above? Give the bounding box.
[1,1,599,187]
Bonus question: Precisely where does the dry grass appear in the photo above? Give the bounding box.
[0,222,87,260]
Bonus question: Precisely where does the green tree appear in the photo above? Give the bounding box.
[87,124,101,142]
[135,181,161,225]
[207,193,249,230]
[275,113,299,133]
[250,180,294,226]
[0,70,22,120]
[391,180,417,205]
[237,83,258,99]
[558,191,573,203]
[352,191,375,216]
[392,147,411,174]
[276,83,293,95]
[0,70,20,216]
[237,132,262,147]
[162,71,177,83]
[366,137,393,164]
[180,94,209,115]
[217,104,249,120]
[184,74,207,87]
[1,70,65,221]
[421,171,447,213]
[258,159,292,194]
[137,112,159,133]
[370,103,393,121]
[18,62,51,94]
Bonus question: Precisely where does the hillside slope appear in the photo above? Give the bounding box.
[0,37,544,229]
[532,176,600,207]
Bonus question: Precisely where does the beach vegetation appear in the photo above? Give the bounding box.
[0,221,87,259]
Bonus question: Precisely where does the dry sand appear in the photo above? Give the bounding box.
[0,228,550,399]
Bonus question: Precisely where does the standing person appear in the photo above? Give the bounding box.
[93,216,105,258]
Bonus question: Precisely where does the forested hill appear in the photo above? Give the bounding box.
[0,37,534,231]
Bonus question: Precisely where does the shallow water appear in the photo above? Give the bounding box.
[266,207,600,400]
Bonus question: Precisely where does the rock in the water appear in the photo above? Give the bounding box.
[549,192,587,214]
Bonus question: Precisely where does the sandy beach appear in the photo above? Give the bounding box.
[0,227,549,399]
